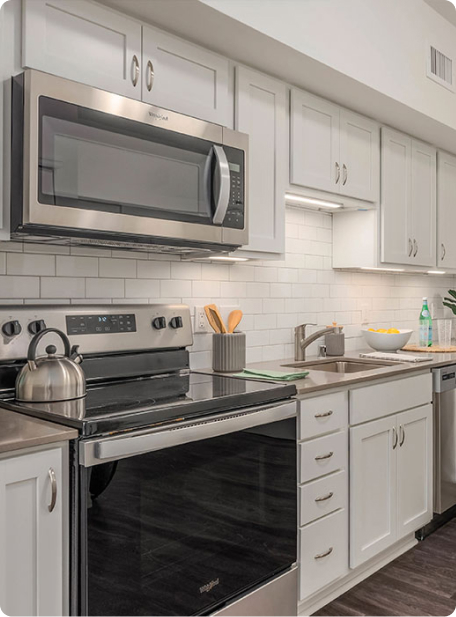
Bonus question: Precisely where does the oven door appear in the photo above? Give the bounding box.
[78,401,297,616]
[14,70,248,248]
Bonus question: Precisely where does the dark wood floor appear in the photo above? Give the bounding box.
[313,518,456,616]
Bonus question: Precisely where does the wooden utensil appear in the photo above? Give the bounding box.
[209,307,228,334]
[204,305,221,333]
[228,309,243,333]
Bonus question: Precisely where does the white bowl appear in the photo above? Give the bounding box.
[362,329,413,352]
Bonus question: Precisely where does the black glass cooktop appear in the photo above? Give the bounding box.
[3,371,296,437]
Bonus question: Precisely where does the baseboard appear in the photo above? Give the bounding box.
[298,534,417,616]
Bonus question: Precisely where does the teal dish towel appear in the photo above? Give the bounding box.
[234,368,309,381]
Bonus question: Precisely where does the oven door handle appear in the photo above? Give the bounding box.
[212,145,231,225]
[80,400,296,466]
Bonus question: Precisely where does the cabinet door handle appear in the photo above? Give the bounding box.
[315,410,333,418]
[408,238,413,257]
[442,243,446,261]
[315,451,334,461]
[335,162,340,184]
[399,424,405,447]
[48,468,57,512]
[131,55,140,87]
[146,60,155,92]
[315,491,334,503]
[392,426,398,449]
[314,547,333,560]
[413,239,418,257]
[342,164,348,185]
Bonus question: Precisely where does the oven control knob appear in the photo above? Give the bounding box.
[2,320,22,337]
[169,316,183,329]
[28,319,47,335]
[152,317,167,330]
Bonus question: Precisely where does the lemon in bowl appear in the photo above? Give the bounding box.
[362,328,413,352]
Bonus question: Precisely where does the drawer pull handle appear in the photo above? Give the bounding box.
[315,491,334,502]
[315,410,333,418]
[48,468,57,513]
[315,451,334,461]
[314,547,333,560]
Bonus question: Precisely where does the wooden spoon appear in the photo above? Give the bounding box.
[209,308,227,334]
[228,309,243,333]
[204,305,221,333]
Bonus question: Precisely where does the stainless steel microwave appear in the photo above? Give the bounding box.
[11,70,249,256]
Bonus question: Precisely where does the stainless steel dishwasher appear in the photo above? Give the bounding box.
[433,365,456,514]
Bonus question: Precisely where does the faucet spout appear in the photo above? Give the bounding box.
[294,325,338,361]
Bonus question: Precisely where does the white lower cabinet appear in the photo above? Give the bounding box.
[0,446,66,616]
[299,508,349,600]
[350,403,433,569]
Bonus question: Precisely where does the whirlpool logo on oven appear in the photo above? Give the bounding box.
[149,111,169,121]
[199,578,220,594]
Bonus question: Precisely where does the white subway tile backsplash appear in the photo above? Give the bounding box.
[0,206,454,366]
[7,253,55,276]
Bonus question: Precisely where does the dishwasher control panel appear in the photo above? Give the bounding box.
[433,365,456,393]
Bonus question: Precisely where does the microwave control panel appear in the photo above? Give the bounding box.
[223,146,245,230]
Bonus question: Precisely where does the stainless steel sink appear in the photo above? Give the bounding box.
[281,358,397,374]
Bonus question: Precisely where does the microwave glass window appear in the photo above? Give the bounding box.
[38,97,216,225]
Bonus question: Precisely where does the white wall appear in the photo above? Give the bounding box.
[0,207,453,368]
[200,0,456,132]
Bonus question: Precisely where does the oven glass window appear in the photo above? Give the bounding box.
[84,418,297,616]
[38,97,216,225]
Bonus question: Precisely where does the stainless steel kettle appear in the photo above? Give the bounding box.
[16,328,86,402]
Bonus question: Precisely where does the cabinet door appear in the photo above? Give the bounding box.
[339,109,379,202]
[142,26,229,125]
[290,89,340,192]
[410,140,436,267]
[0,448,64,616]
[437,151,456,269]
[381,128,413,265]
[397,404,433,538]
[235,66,286,254]
[350,416,397,568]
[22,0,142,99]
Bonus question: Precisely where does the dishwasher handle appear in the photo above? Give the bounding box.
[80,400,296,466]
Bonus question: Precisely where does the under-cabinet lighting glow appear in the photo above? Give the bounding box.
[209,256,249,262]
[285,193,343,209]
[360,267,405,272]
[428,270,446,275]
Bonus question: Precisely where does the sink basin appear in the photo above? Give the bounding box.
[282,358,396,374]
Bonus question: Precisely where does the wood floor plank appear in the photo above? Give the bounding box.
[313,518,456,616]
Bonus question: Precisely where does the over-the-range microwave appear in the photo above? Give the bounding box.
[11,70,249,256]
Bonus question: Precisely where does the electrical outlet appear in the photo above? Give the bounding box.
[194,306,210,333]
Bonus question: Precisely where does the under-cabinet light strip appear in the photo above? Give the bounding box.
[285,193,343,209]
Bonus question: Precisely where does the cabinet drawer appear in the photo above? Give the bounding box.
[300,470,347,527]
[299,431,347,483]
[350,373,432,425]
[299,508,349,600]
[299,391,348,440]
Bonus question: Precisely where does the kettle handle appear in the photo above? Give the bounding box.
[27,328,72,362]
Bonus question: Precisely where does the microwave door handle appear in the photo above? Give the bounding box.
[212,145,230,225]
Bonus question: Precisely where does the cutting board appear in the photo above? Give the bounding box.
[403,344,456,353]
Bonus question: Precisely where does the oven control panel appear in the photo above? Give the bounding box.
[66,314,137,335]
[0,304,193,360]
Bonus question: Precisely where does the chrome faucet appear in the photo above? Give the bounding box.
[294,323,339,361]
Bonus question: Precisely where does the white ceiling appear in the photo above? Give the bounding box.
[424,0,456,27]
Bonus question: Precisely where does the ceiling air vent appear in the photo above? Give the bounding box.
[427,45,454,92]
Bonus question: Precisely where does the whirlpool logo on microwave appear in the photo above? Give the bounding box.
[149,111,169,121]
[199,578,220,594]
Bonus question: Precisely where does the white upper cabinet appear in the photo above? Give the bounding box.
[23,0,142,99]
[0,447,65,616]
[290,90,379,202]
[291,90,340,193]
[381,128,436,267]
[142,26,230,125]
[437,151,456,269]
[339,109,379,202]
[235,66,287,255]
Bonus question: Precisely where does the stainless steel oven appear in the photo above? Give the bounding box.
[11,70,248,255]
